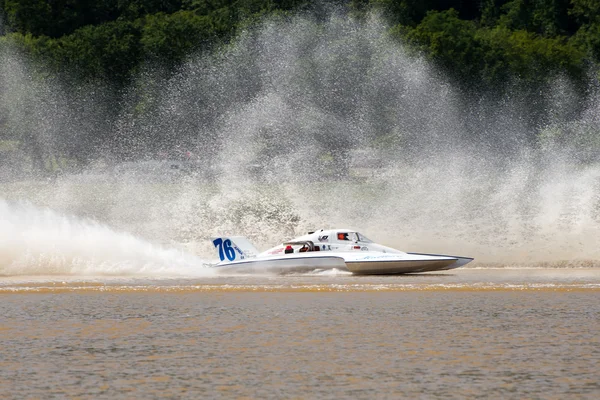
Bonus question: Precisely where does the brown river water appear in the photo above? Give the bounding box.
[1,268,599,399]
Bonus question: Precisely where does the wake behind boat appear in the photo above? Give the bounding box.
[211,229,473,274]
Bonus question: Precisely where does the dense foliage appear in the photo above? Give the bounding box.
[361,0,599,87]
[1,1,598,86]
[0,0,310,83]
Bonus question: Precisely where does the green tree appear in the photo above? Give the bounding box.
[141,11,215,64]
[118,0,185,19]
[399,9,484,84]
[478,26,584,81]
[570,0,600,24]
[2,0,52,36]
[569,0,600,62]
[2,0,126,37]
[55,21,142,83]
[498,0,573,37]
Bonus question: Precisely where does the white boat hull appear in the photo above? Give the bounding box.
[212,251,472,275]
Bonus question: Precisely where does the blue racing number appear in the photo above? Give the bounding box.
[213,238,236,261]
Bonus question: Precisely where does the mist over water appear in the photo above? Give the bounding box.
[1,12,600,275]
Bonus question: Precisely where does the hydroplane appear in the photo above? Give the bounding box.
[211,229,473,274]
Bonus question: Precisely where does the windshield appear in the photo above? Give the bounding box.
[356,232,373,243]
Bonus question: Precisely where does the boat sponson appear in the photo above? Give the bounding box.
[407,253,474,271]
[345,258,458,274]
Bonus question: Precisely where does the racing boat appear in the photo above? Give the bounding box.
[211,229,473,274]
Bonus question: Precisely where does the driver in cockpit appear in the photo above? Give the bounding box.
[337,232,349,241]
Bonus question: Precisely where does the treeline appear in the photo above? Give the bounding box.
[1,1,599,87]
[369,0,600,88]
[0,0,310,85]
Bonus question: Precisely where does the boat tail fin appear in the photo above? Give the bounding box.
[212,236,259,263]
